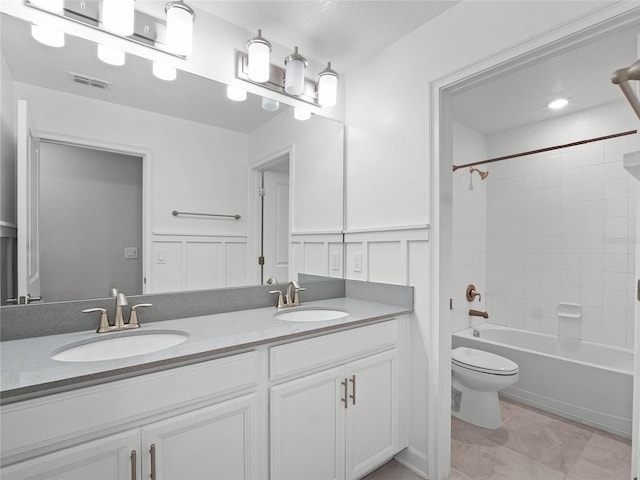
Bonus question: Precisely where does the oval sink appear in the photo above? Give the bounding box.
[52,330,189,362]
[274,308,348,322]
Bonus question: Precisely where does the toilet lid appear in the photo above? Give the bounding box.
[452,347,519,375]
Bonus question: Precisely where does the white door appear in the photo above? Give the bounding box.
[141,394,258,480]
[262,170,289,284]
[15,99,41,304]
[0,430,139,480]
[345,350,400,480]
[270,366,347,480]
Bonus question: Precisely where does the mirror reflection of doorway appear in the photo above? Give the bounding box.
[259,154,289,285]
[39,141,143,301]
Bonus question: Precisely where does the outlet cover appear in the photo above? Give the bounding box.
[124,247,138,259]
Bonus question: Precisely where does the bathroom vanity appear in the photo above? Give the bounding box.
[0,287,412,480]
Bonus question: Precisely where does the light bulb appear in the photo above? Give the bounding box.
[262,97,279,112]
[294,107,311,121]
[247,29,271,83]
[227,85,247,102]
[153,62,177,81]
[31,23,64,47]
[98,44,125,66]
[166,1,195,56]
[102,0,135,36]
[548,98,568,110]
[285,47,307,96]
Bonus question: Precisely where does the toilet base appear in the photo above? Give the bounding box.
[451,377,503,429]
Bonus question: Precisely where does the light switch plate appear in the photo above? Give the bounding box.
[353,252,362,272]
[330,252,341,271]
[124,247,138,259]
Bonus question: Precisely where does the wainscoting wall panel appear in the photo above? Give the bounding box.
[291,232,344,281]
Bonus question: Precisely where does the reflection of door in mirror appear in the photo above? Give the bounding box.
[15,99,41,304]
[37,141,143,302]
[261,158,290,284]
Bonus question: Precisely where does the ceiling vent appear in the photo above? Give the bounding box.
[69,72,111,90]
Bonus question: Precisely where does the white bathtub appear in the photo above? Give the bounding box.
[452,323,634,437]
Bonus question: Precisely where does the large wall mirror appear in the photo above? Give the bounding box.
[0,12,345,305]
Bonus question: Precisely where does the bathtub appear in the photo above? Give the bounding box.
[452,323,634,437]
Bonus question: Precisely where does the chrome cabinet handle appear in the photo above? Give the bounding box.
[150,444,156,480]
[349,375,356,406]
[341,378,348,409]
[130,450,137,480]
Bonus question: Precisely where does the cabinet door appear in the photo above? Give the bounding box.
[346,349,399,480]
[0,430,139,480]
[271,366,347,480]
[141,393,258,480]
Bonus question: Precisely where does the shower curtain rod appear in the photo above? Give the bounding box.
[452,129,637,172]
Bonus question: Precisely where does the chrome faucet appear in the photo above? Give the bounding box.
[270,280,307,308]
[83,291,153,333]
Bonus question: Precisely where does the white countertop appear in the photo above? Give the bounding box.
[1,297,410,403]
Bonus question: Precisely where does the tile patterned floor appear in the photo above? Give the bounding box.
[363,398,632,480]
[451,398,632,480]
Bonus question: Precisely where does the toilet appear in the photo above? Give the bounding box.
[451,347,519,429]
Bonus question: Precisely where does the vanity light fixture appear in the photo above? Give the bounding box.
[31,23,65,47]
[262,97,280,112]
[285,46,308,96]
[247,29,272,83]
[152,62,177,81]
[102,0,135,37]
[294,107,311,121]
[227,85,247,102]
[317,62,338,107]
[165,1,196,56]
[548,98,569,110]
[97,44,125,66]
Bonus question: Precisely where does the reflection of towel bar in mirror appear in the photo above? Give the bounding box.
[172,210,241,220]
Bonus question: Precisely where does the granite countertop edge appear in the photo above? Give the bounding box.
[1,297,412,404]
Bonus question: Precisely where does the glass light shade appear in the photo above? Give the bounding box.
[294,107,311,121]
[31,23,64,47]
[285,59,305,95]
[152,62,177,81]
[30,0,64,13]
[98,44,125,66]
[261,97,279,112]
[248,41,270,83]
[102,0,135,36]
[226,85,247,102]
[166,2,195,56]
[317,63,338,107]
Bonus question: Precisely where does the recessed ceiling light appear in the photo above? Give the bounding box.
[548,98,569,110]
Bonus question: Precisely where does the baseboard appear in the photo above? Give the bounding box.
[394,447,428,479]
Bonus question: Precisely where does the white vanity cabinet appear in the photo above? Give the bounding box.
[1,351,261,480]
[269,319,404,480]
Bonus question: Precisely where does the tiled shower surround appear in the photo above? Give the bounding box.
[453,101,638,349]
[485,134,636,348]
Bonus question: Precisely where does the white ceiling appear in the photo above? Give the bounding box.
[452,23,640,135]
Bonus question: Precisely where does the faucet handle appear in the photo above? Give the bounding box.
[83,307,111,333]
[293,286,307,305]
[269,290,285,308]
[128,303,152,328]
[466,284,481,302]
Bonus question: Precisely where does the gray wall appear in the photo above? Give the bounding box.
[39,142,142,301]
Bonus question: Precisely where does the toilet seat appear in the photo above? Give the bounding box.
[452,347,518,376]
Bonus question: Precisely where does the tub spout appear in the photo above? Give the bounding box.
[469,309,489,319]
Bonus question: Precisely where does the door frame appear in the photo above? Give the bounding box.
[33,130,153,295]
[430,5,640,479]
[248,145,294,285]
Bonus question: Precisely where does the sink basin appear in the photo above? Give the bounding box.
[274,308,349,322]
[52,330,189,362]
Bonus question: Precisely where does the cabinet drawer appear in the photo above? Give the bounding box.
[270,320,398,381]
[1,351,258,463]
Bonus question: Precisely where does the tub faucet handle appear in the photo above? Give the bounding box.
[466,284,481,302]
